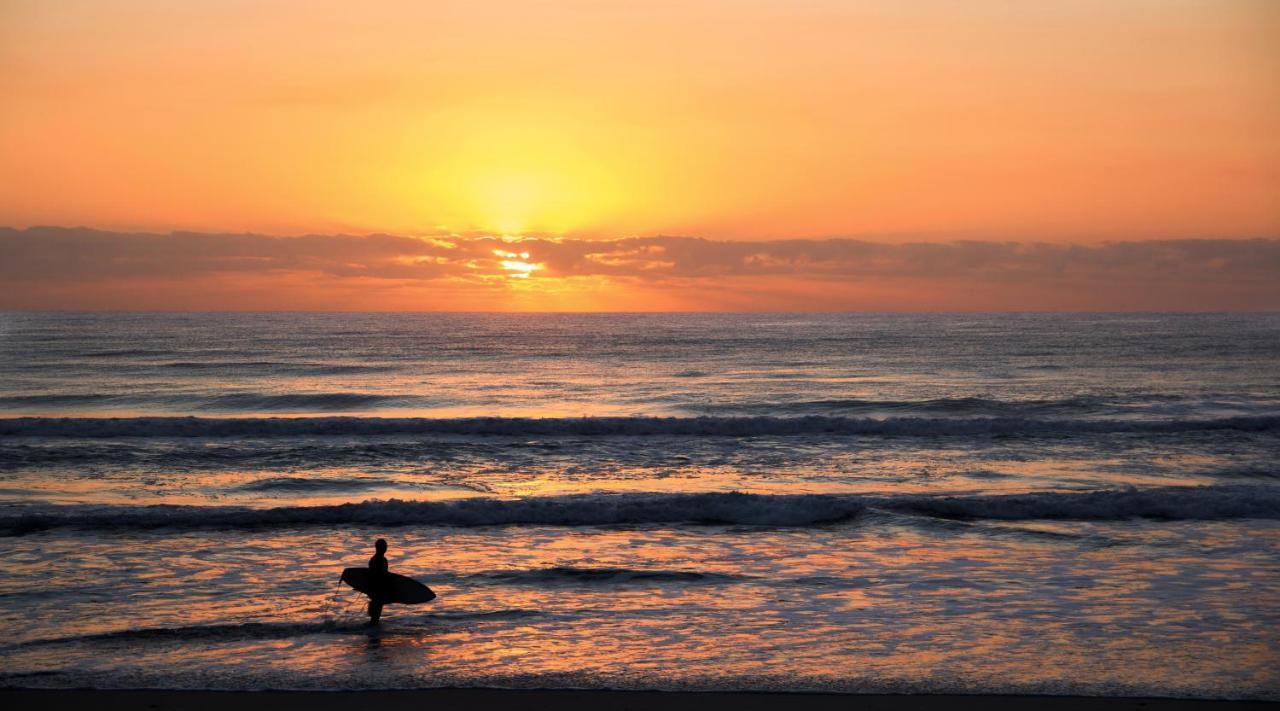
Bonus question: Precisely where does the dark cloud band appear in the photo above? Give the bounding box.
[3,227,1277,284]
[2,227,1277,310]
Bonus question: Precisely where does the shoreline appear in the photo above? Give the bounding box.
[3,689,1277,710]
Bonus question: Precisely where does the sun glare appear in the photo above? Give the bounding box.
[397,114,629,237]
[492,250,542,278]
[499,260,542,278]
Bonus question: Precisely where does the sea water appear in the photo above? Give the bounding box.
[0,312,1276,698]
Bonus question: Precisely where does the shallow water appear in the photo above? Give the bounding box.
[0,313,1277,697]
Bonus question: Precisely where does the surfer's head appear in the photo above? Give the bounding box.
[375,538,387,553]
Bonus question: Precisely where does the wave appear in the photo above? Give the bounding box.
[8,610,540,649]
[462,566,744,585]
[234,476,399,492]
[197,393,410,412]
[695,396,1114,416]
[2,414,1277,438]
[0,394,130,408]
[885,486,1280,521]
[79,349,174,358]
[4,486,1276,535]
[0,439,469,469]
[160,361,395,376]
[0,393,417,413]
[1197,466,1280,480]
[12,621,361,648]
[691,395,1280,419]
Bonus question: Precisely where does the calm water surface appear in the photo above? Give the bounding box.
[0,313,1277,697]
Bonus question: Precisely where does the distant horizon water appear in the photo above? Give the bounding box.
[7,309,1280,313]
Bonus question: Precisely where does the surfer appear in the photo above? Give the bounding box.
[367,538,390,625]
[339,541,435,624]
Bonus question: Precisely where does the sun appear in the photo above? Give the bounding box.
[472,171,567,236]
[399,111,626,237]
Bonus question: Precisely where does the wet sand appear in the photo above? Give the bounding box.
[3,689,1275,711]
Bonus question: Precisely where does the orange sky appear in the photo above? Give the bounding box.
[1,1,1277,310]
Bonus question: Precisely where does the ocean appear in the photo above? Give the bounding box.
[0,312,1277,698]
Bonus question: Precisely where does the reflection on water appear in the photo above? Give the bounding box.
[0,435,1264,509]
[1,521,1277,697]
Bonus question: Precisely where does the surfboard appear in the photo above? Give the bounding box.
[341,567,437,604]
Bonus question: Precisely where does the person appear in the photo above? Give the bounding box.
[367,538,390,625]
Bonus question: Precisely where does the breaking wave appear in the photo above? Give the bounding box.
[4,486,1277,535]
[2,414,1277,438]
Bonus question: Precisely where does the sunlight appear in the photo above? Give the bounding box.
[474,172,547,236]
[403,113,628,236]
[499,259,542,278]
[491,248,542,278]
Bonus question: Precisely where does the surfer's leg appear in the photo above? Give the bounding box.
[368,599,383,624]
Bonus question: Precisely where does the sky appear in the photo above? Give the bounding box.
[1,0,1277,310]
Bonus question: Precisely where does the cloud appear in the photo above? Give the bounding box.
[533,236,1280,283]
[2,227,1278,310]
[0,228,462,281]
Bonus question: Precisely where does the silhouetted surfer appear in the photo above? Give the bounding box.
[339,539,434,623]
[368,538,390,624]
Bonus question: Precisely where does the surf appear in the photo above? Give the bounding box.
[5,485,1278,535]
